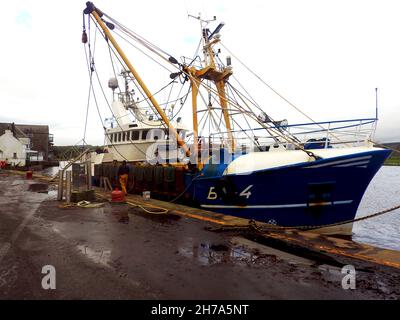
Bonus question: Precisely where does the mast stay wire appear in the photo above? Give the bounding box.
[100,22,193,133]
[91,11,321,158]
[219,42,356,149]
[227,82,292,143]
[98,10,319,141]
[215,55,288,137]
[84,43,129,161]
[90,8,400,163]
[90,17,174,133]
[90,16,171,113]
[91,18,172,134]
[93,68,148,157]
[84,20,150,159]
[82,14,94,144]
[104,32,178,121]
[113,27,175,74]
[109,27,194,129]
[220,42,323,129]
[226,84,265,149]
[104,12,176,63]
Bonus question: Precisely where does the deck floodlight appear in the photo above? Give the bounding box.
[208,22,225,40]
[105,21,115,30]
[170,72,181,79]
[168,56,179,64]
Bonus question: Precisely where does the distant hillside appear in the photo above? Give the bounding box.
[379,142,400,165]
[381,142,400,150]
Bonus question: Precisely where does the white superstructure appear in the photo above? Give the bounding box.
[100,70,189,163]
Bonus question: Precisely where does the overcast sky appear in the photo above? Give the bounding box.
[1,0,399,145]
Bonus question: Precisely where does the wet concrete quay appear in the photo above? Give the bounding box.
[0,173,399,299]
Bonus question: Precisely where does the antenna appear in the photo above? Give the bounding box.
[375,87,379,120]
[208,22,225,40]
[188,13,216,24]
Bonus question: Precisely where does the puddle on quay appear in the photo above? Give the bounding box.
[178,239,255,266]
[110,204,130,224]
[11,179,25,186]
[47,190,58,197]
[77,244,112,268]
[27,183,58,199]
[28,183,49,193]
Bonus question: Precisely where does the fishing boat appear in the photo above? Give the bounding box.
[82,2,391,235]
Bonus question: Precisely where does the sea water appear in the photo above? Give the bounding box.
[353,166,400,251]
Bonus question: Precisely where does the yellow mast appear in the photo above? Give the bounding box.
[86,3,190,157]
[204,37,235,152]
[187,71,201,167]
[183,19,235,156]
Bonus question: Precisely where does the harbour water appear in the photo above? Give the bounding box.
[354,166,400,251]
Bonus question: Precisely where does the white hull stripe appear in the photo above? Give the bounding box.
[201,200,353,209]
[305,155,372,169]
[334,160,370,168]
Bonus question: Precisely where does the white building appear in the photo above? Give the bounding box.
[0,130,28,166]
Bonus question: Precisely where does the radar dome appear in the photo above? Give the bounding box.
[108,77,118,90]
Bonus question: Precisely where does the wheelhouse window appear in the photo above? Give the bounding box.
[131,130,139,141]
[163,129,169,140]
[142,130,149,140]
[178,130,186,139]
[152,129,164,141]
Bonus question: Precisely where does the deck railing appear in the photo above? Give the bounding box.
[206,118,377,152]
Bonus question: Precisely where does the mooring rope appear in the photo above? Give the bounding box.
[205,203,400,233]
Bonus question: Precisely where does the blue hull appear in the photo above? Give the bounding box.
[190,149,391,227]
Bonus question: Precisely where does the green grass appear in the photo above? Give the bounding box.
[384,155,400,166]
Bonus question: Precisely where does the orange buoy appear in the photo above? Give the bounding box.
[111,188,125,203]
[26,171,33,179]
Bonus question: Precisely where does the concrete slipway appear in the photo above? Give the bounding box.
[0,171,399,299]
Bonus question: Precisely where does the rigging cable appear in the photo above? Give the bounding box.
[101,23,193,138]
[220,42,322,128]
[90,11,320,159]
[83,22,145,161]
[219,41,351,149]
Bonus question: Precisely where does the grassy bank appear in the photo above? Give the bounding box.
[385,157,400,166]
[382,142,400,166]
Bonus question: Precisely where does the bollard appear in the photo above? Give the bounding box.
[87,161,92,190]
[57,169,63,201]
[26,171,33,179]
[66,171,72,203]
[143,191,151,201]
[111,188,125,203]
